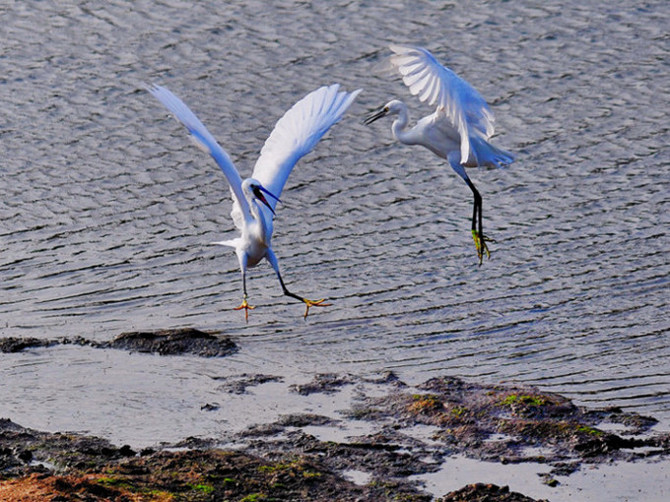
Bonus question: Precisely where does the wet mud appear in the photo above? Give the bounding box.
[2,363,669,501]
[0,329,237,357]
[0,417,543,502]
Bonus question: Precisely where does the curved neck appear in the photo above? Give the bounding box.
[247,196,262,223]
[247,196,271,241]
[391,106,411,143]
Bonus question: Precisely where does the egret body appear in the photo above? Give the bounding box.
[365,44,514,264]
[147,84,360,319]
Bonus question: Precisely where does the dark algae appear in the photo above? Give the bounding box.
[2,373,668,500]
[0,329,237,358]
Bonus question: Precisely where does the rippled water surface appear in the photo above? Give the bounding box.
[1,0,669,446]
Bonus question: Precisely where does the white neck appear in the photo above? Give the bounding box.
[391,106,412,144]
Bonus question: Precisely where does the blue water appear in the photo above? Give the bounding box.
[1,0,668,450]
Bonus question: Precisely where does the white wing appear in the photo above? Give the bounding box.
[146,84,250,222]
[252,84,361,212]
[388,44,495,165]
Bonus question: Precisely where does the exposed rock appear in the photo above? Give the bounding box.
[215,373,283,394]
[437,483,548,502]
[0,337,54,353]
[289,372,355,395]
[104,328,237,357]
[0,328,237,357]
[1,372,668,501]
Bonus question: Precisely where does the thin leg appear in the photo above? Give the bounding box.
[266,248,331,319]
[464,176,491,265]
[449,154,491,265]
[233,257,254,322]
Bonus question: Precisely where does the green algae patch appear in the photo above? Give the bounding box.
[576,425,604,436]
[500,394,548,408]
[408,394,444,414]
[258,458,322,478]
[2,373,668,502]
[189,482,215,494]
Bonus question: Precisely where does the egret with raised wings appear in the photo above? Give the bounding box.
[147,84,360,319]
[365,44,514,264]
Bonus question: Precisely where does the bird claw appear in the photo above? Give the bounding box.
[472,230,493,265]
[301,298,331,319]
[234,297,255,322]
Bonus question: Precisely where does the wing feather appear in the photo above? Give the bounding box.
[388,44,496,165]
[146,84,250,222]
[251,84,361,211]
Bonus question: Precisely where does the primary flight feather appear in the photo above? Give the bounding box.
[365,44,514,264]
[147,83,361,319]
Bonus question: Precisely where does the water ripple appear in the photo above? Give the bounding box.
[1,0,669,442]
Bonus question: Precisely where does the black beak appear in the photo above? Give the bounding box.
[364,106,388,125]
[253,185,281,216]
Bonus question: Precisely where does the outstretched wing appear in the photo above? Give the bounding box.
[252,84,361,212]
[145,84,250,223]
[388,44,495,165]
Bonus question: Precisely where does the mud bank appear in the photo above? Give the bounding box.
[0,416,543,502]
[0,328,237,357]
[2,330,669,500]
[2,368,669,501]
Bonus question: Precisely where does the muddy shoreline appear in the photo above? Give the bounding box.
[2,330,668,501]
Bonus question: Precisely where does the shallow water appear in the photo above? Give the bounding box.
[1,0,669,453]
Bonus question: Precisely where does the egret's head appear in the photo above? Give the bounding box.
[364,100,403,125]
[243,178,280,215]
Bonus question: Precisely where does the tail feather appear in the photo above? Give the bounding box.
[470,135,514,168]
[212,239,238,248]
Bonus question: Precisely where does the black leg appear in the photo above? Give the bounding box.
[234,265,254,322]
[463,176,489,265]
[276,272,302,303]
[266,249,331,319]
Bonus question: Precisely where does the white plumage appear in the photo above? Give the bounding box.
[147,83,361,319]
[366,44,514,264]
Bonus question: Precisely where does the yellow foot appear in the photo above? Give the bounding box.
[234,298,255,322]
[472,230,493,265]
[301,298,331,319]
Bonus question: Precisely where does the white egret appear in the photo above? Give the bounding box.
[365,44,514,264]
[147,83,361,320]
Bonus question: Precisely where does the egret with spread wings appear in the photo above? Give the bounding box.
[365,44,514,264]
[147,83,361,319]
